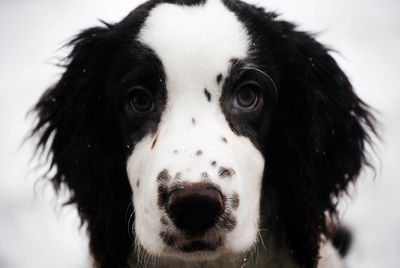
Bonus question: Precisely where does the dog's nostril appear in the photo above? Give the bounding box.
[166,183,224,236]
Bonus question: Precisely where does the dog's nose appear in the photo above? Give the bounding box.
[166,183,224,236]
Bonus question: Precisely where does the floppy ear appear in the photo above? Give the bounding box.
[263,24,376,267]
[32,25,133,267]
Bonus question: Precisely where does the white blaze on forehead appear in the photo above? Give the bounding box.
[138,0,250,97]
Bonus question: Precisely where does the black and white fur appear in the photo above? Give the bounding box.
[32,0,375,267]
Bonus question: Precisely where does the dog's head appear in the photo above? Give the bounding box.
[32,0,375,267]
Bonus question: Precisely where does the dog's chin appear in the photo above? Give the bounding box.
[161,245,224,261]
[160,230,226,260]
[138,228,248,262]
[138,240,226,262]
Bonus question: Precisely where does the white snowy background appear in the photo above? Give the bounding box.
[0,0,399,267]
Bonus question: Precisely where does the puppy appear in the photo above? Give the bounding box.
[32,0,376,267]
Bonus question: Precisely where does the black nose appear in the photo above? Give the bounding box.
[166,183,224,236]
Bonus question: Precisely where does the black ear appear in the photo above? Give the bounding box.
[32,24,133,267]
[263,23,376,267]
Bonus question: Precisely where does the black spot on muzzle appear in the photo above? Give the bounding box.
[218,167,235,178]
[204,88,211,102]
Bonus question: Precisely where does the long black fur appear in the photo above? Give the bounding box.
[31,0,376,267]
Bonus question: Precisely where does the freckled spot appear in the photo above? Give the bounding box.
[173,150,178,154]
[211,161,217,167]
[160,216,169,225]
[218,167,235,178]
[204,89,211,102]
[169,182,184,194]
[157,169,171,183]
[174,172,182,181]
[196,150,203,156]
[160,231,176,246]
[192,118,196,125]
[219,212,236,231]
[136,179,140,188]
[231,192,240,210]
[200,172,210,180]
[157,184,169,209]
[222,137,228,143]
[151,136,158,149]
[216,73,223,85]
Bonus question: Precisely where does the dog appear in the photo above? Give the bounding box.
[31,0,376,267]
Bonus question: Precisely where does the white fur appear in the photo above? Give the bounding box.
[126,0,266,260]
[318,241,345,268]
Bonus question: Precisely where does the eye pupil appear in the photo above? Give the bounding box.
[236,86,259,108]
[133,94,151,111]
[127,89,154,113]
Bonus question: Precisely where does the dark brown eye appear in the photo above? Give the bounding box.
[233,82,260,109]
[126,88,154,114]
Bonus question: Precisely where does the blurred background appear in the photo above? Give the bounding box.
[0,0,399,267]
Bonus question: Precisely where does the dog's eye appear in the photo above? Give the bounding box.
[233,81,260,110]
[126,88,154,114]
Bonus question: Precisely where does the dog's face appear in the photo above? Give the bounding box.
[124,0,275,258]
[33,0,375,267]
